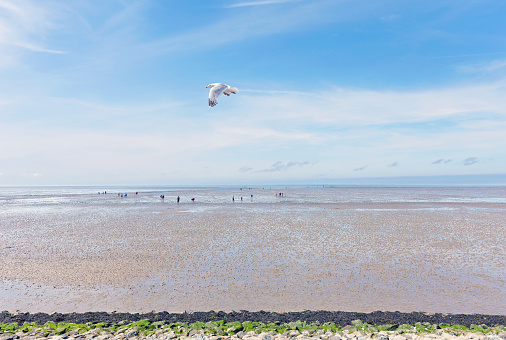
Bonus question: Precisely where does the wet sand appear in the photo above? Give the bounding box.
[1,195,505,314]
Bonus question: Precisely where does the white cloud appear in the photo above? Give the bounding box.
[236,79,506,129]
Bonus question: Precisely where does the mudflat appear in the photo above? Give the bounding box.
[1,187,505,314]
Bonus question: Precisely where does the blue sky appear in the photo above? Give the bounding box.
[1,0,505,185]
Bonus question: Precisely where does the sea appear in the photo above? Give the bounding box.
[1,185,505,314]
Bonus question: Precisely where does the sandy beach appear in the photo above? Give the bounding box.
[1,186,505,314]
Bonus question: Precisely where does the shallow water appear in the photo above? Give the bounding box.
[0,186,505,314]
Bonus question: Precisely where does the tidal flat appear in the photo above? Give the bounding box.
[1,186,505,314]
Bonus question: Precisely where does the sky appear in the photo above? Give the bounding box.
[1,0,506,186]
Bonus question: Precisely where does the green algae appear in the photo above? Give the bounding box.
[0,320,505,337]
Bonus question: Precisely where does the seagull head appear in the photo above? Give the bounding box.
[206,83,219,88]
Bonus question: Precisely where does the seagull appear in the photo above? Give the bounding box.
[206,83,239,107]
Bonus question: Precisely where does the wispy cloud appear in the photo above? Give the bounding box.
[388,161,399,167]
[457,59,506,73]
[143,0,339,56]
[237,79,506,129]
[226,0,302,8]
[354,165,367,172]
[255,161,312,173]
[0,0,65,56]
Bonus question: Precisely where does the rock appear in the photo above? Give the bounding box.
[125,331,137,338]
[377,333,389,340]
[391,335,407,340]
[165,331,176,339]
[328,336,342,340]
[485,337,502,340]
[261,334,273,340]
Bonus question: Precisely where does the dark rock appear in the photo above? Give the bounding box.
[0,311,504,328]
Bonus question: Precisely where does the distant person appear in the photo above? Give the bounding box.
[177,196,180,203]
[232,195,235,202]
[191,198,195,202]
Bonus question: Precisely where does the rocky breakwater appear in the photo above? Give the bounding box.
[1,317,505,340]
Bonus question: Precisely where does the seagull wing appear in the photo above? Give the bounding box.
[209,83,229,107]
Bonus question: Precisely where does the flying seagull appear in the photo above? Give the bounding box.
[206,83,239,107]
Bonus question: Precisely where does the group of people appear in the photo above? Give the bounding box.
[106,191,272,203]
[159,195,194,203]
[116,192,138,197]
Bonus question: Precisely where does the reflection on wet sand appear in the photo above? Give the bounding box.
[0,187,505,314]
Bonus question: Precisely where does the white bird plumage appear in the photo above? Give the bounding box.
[206,83,239,107]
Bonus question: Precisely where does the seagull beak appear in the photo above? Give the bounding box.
[205,85,209,88]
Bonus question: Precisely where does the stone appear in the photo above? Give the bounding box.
[274,335,288,340]
[391,335,407,340]
[165,331,177,339]
[328,336,342,340]
[378,334,389,340]
[125,331,137,338]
